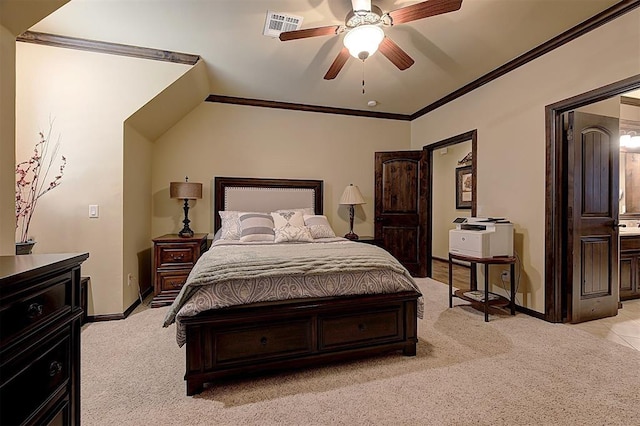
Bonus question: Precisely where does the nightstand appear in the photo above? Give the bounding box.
[151,233,207,308]
[354,236,383,246]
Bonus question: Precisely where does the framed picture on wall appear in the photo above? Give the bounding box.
[456,165,472,209]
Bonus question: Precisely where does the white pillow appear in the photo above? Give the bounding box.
[274,226,314,243]
[219,211,241,240]
[303,215,336,239]
[276,207,316,216]
[271,210,305,229]
[239,213,275,242]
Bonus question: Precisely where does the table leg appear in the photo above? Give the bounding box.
[484,263,489,322]
[448,254,453,308]
[510,262,516,315]
[470,263,477,291]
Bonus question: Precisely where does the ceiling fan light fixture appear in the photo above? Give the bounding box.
[343,25,384,60]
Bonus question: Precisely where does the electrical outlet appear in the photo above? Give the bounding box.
[501,270,510,281]
[127,273,133,286]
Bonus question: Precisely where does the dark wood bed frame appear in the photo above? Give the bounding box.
[181,177,420,395]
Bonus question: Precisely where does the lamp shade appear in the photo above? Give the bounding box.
[343,25,384,60]
[339,184,366,205]
[170,181,202,199]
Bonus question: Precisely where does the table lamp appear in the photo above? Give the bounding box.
[339,183,366,240]
[170,177,202,238]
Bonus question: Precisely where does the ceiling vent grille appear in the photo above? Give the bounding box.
[263,10,303,38]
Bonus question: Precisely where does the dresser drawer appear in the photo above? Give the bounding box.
[0,329,71,426]
[620,236,640,252]
[214,319,313,364]
[0,277,70,348]
[320,308,402,350]
[157,244,197,268]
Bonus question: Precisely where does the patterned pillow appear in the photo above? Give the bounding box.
[239,213,275,242]
[271,210,305,229]
[274,226,314,243]
[219,211,241,240]
[276,207,316,216]
[303,215,336,239]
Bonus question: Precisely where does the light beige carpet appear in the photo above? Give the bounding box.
[81,278,640,425]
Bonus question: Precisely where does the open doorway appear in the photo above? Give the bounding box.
[545,75,640,323]
[423,130,477,282]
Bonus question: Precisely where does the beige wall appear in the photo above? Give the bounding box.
[15,42,190,315]
[0,24,16,255]
[152,102,411,239]
[123,124,153,309]
[411,9,640,312]
[0,0,68,255]
[432,141,472,260]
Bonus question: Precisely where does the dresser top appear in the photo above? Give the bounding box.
[0,253,89,285]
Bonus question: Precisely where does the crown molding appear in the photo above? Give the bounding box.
[410,0,640,120]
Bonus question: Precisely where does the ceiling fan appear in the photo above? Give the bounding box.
[279,0,463,80]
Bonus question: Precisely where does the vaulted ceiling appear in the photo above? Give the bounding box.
[29,0,625,115]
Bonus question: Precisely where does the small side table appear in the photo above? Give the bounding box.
[354,236,383,246]
[151,233,208,308]
[448,252,516,322]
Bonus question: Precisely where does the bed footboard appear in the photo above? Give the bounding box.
[182,291,419,396]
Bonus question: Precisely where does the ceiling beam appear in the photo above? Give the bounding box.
[17,31,200,65]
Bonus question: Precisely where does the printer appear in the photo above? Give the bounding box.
[449,217,514,258]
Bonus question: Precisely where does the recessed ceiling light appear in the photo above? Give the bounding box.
[367,100,378,107]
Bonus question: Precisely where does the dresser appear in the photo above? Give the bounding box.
[620,234,640,301]
[151,234,207,308]
[0,253,89,426]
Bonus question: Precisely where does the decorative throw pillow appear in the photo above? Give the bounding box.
[219,211,241,240]
[274,226,314,243]
[276,207,316,216]
[271,210,305,229]
[239,213,275,242]
[303,215,337,239]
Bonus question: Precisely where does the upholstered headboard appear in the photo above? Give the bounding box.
[213,177,323,232]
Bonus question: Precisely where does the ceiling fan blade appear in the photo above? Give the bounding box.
[378,37,415,70]
[324,48,350,80]
[387,0,462,25]
[279,25,342,41]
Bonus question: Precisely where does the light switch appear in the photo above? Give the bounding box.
[89,205,99,218]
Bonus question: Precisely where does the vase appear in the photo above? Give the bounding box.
[15,241,36,255]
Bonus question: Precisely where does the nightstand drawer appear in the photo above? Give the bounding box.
[157,270,190,292]
[0,277,70,348]
[157,245,197,267]
[215,319,313,364]
[320,308,402,350]
[0,329,71,426]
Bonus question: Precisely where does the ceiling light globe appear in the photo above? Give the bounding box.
[343,25,384,60]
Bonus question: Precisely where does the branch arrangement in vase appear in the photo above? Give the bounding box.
[15,121,66,244]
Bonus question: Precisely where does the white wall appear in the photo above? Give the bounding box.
[151,102,412,239]
[411,9,640,312]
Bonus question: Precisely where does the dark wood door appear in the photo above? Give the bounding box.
[565,111,619,323]
[374,151,427,277]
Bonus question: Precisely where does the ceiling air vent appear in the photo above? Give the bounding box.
[263,10,303,38]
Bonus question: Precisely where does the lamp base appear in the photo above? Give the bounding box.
[178,198,195,238]
[344,232,359,241]
[178,228,194,238]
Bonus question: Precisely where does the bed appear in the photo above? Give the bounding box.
[163,177,422,396]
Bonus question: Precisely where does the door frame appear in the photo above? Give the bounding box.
[544,74,640,323]
[423,129,477,277]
